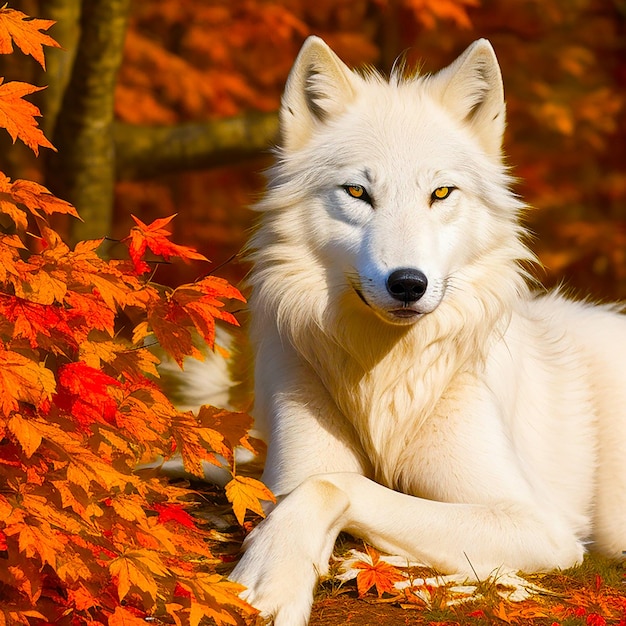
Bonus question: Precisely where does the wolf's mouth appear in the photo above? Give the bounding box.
[352,284,423,323]
[389,308,421,319]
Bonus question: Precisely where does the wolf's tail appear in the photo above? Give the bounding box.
[156,325,241,413]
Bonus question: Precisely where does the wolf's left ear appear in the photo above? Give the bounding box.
[430,39,505,157]
[280,36,357,151]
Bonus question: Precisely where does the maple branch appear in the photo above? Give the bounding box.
[113,112,279,180]
[46,0,131,243]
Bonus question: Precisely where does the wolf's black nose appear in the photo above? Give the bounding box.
[386,269,428,303]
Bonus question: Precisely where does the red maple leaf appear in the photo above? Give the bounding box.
[55,362,121,430]
[153,503,196,528]
[124,214,208,274]
[173,582,192,599]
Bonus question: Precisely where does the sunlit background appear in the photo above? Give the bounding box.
[2,0,625,298]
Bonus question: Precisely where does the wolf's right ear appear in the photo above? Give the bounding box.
[280,36,357,151]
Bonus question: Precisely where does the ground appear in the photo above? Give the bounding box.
[311,596,449,625]
[195,481,626,626]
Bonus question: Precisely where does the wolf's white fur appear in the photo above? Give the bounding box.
[228,37,626,625]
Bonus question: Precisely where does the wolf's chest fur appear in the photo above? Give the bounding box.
[302,316,486,489]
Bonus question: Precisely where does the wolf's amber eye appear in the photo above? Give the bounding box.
[343,184,371,203]
[346,185,365,199]
[431,186,454,201]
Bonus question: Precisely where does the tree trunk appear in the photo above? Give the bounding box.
[47,0,130,243]
[39,0,81,139]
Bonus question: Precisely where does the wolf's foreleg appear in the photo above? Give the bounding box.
[231,478,350,626]
[231,471,584,626]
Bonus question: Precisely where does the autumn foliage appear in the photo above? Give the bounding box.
[0,8,272,624]
[110,0,626,298]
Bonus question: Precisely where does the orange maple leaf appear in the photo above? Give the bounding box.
[224,476,275,525]
[115,391,170,449]
[8,413,42,458]
[147,275,244,366]
[0,233,26,283]
[0,173,78,232]
[0,173,28,229]
[0,294,75,348]
[109,549,168,603]
[182,571,254,624]
[108,606,148,626]
[0,7,60,69]
[0,79,56,154]
[167,407,233,477]
[148,299,200,367]
[172,276,245,348]
[124,214,208,274]
[9,177,79,219]
[198,406,256,453]
[0,348,56,416]
[353,546,405,598]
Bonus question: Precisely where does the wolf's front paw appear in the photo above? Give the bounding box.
[230,519,320,626]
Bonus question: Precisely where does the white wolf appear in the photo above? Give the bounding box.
[227,37,626,625]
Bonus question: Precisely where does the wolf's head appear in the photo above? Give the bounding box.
[251,38,532,333]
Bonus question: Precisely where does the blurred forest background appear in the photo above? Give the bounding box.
[1,0,625,300]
